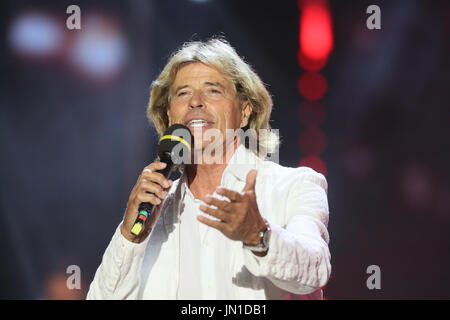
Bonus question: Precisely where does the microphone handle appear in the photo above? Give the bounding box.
[130,152,174,236]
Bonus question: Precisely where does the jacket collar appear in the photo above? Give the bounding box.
[178,143,262,196]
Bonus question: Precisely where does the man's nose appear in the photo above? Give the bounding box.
[189,90,204,109]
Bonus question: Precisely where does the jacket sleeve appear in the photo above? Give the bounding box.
[86,223,151,300]
[243,169,331,295]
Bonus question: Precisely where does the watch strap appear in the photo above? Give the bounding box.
[243,219,271,252]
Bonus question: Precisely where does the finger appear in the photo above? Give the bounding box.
[145,161,167,172]
[199,203,230,222]
[139,180,168,199]
[204,195,232,213]
[140,171,170,189]
[136,192,161,205]
[197,214,226,231]
[243,169,258,192]
[216,187,243,202]
[141,161,169,183]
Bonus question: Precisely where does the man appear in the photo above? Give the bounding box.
[87,38,331,300]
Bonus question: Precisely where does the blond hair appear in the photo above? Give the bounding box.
[147,37,279,156]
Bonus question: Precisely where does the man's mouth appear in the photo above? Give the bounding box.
[186,119,214,128]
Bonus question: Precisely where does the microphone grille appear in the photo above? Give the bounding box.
[157,124,193,163]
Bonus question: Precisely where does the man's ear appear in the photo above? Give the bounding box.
[240,101,253,128]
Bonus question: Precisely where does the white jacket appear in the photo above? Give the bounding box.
[87,145,331,300]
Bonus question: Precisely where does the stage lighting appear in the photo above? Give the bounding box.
[68,15,128,80]
[299,0,333,62]
[9,12,63,57]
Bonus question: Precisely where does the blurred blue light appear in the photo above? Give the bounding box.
[69,17,128,80]
[9,12,63,56]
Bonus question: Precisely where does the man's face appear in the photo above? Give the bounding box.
[167,62,251,155]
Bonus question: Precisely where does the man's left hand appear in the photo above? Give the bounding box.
[198,169,267,250]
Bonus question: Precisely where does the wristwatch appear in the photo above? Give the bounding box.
[243,219,271,252]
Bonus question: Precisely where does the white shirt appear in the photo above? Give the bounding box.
[177,180,203,299]
[87,144,331,300]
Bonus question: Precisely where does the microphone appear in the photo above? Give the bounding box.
[130,124,194,236]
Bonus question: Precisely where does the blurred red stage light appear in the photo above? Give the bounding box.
[298,72,328,101]
[298,127,328,155]
[299,0,333,62]
[297,0,333,179]
[298,154,327,176]
[297,101,327,127]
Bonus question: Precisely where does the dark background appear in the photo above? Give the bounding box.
[1,0,449,299]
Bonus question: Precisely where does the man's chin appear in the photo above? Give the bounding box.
[192,141,224,154]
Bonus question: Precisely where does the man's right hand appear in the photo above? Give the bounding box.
[121,161,173,243]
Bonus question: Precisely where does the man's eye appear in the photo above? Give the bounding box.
[178,91,188,96]
[210,89,221,94]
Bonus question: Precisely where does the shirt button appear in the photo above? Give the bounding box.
[204,241,211,247]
